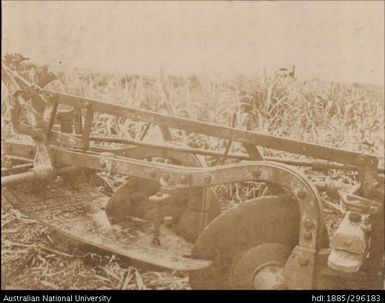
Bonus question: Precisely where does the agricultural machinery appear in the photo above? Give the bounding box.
[1,56,384,289]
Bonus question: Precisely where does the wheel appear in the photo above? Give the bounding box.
[188,195,300,289]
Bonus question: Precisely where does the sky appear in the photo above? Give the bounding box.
[2,1,384,84]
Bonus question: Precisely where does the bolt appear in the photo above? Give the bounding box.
[297,190,306,199]
[7,145,12,153]
[149,171,157,179]
[303,218,314,229]
[203,175,212,184]
[162,173,170,182]
[304,232,312,240]
[29,149,34,156]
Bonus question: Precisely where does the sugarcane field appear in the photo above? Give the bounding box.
[1,1,384,292]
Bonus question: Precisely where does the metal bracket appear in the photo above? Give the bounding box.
[283,245,317,289]
[339,190,382,215]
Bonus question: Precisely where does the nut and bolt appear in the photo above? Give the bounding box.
[297,190,307,199]
[162,173,170,182]
[149,171,157,179]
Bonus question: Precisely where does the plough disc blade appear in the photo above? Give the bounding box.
[2,174,212,272]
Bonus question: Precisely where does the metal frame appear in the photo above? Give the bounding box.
[1,61,384,289]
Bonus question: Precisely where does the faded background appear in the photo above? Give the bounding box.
[2,1,384,85]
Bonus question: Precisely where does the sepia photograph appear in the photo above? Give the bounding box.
[1,0,384,292]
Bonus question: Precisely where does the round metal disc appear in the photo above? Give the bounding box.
[230,242,291,289]
[188,195,299,289]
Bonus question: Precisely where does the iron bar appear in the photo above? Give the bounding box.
[44,89,378,168]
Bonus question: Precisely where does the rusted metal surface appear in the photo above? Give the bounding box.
[2,176,212,271]
[189,195,299,289]
[104,148,221,242]
[283,245,317,289]
[40,89,379,168]
[7,147,326,243]
[5,138,384,174]
[230,242,290,289]
[2,61,384,289]
[2,139,329,251]
[187,161,327,289]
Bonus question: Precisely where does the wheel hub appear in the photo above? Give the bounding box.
[252,264,286,290]
[230,242,290,289]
